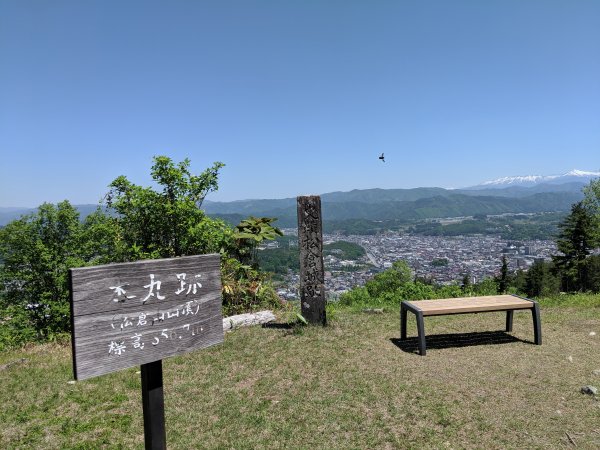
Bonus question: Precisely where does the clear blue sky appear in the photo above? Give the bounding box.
[1,0,599,207]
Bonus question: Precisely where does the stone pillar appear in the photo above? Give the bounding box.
[297,195,326,326]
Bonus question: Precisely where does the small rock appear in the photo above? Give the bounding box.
[593,369,600,376]
[555,410,562,415]
[580,385,598,396]
[590,332,597,336]
[567,355,573,363]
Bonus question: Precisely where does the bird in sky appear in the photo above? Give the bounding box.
[379,153,385,163]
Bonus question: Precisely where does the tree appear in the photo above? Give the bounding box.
[0,201,85,340]
[583,178,600,219]
[496,255,510,294]
[461,273,472,293]
[103,156,284,315]
[552,202,597,292]
[365,260,412,298]
[104,156,232,260]
[582,255,600,293]
[0,156,284,348]
[582,177,600,250]
[525,260,559,298]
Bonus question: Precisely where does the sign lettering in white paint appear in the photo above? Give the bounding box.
[69,254,223,380]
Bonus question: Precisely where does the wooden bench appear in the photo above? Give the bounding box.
[400,294,541,356]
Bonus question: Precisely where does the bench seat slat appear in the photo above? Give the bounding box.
[405,295,533,316]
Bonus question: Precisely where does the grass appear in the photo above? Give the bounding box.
[1,295,600,449]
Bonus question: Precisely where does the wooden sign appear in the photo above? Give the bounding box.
[69,254,223,380]
[297,195,327,325]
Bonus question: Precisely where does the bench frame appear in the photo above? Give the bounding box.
[400,294,541,356]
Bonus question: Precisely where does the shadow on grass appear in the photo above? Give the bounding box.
[390,331,530,355]
[262,322,294,330]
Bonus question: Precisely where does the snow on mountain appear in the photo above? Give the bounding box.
[472,170,600,189]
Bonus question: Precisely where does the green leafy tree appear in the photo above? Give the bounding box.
[103,157,285,314]
[552,202,598,292]
[0,201,85,342]
[365,260,412,298]
[104,156,230,259]
[583,178,600,220]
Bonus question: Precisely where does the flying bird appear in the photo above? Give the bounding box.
[379,153,385,163]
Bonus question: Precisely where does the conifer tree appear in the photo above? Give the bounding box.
[552,202,597,291]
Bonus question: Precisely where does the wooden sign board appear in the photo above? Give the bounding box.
[70,254,223,380]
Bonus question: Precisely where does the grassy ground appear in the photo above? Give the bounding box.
[1,296,599,449]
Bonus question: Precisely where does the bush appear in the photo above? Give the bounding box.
[0,201,85,344]
[220,257,282,316]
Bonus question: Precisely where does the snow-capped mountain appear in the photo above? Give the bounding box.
[470,170,600,189]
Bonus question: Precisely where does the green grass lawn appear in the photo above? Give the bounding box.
[1,296,600,449]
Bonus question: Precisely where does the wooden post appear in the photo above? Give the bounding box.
[297,195,326,325]
[141,360,166,450]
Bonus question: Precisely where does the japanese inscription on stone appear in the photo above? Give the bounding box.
[70,254,223,380]
[297,195,326,325]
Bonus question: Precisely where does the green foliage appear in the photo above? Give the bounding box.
[103,158,286,317]
[552,202,599,292]
[524,260,560,298]
[582,255,600,293]
[538,291,600,308]
[295,312,308,325]
[461,273,472,292]
[258,239,367,277]
[0,202,86,346]
[220,257,282,316]
[105,156,229,259]
[257,245,299,277]
[208,190,582,224]
[411,213,563,240]
[323,241,366,259]
[496,256,510,294]
[365,261,412,298]
[583,178,600,221]
[233,217,283,266]
[430,258,448,267]
[340,279,465,308]
[0,156,285,349]
[339,259,487,308]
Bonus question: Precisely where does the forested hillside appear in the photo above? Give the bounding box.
[204,185,584,224]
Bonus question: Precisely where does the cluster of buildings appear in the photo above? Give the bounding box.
[277,230,557,300]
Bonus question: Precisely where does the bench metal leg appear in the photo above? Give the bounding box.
[400,304,407,340]
[532,302,542,345]
[506,310,514,332]
[416,311,426,356]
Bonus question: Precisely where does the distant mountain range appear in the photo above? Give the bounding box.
[1,170,597,227]
[201,170,598,226]
[466,169,600,189]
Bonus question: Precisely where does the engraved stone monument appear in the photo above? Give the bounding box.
[297,195,326,325]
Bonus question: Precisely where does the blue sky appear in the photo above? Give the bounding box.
[1,0,599,206]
